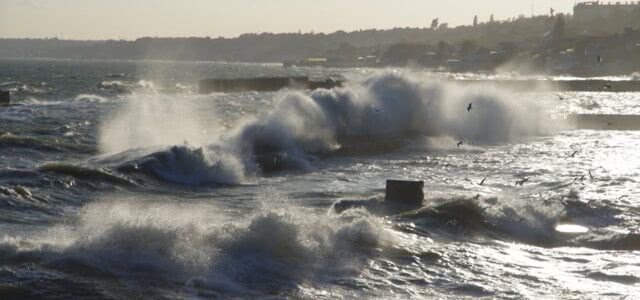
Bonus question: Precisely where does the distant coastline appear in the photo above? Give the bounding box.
[2,5,639,76]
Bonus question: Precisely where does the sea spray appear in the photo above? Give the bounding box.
[0,199,396,295]
[133,144,245,186]
[99,92,217,153]
[101,72,552,185]
[226,73,549,174]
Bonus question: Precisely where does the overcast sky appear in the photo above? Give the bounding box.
[1,0,578,40]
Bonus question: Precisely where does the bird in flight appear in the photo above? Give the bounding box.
[467,103,473,112]
[479,177,487,185]
[555,94,564,100]
[568,150,578,158]
[515,177,530,186]
[457,140,464,148]
[597,55,603,64]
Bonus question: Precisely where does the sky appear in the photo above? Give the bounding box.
[0,0,578,40]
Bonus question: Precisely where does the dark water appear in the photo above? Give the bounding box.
[0,58,639,299]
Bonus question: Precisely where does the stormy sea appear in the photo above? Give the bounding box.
[0,58,639,299]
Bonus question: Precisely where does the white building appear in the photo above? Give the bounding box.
[574,1,640,21]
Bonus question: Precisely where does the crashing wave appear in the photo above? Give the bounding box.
[118,145,245,186]
[101,72,549,185]
[228,73,547,173]
[0,201,394,296]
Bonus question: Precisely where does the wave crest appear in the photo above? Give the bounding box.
[121,145,245,186]
[0,201,394,296]
[101,72,550,185]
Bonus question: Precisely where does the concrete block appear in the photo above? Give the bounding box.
[385,179,424,207]
[0,91,9,105]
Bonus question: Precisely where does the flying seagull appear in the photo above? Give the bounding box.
[554,93,565,100]
[467,103,473,112]
[588,170,594,180]
[568,150,578,158]
[457,140,464,148]
[515,177,530,186]
[474,194,481,200]
[479,176,487,185]
[597,55,603,64]
[603,83,612,90]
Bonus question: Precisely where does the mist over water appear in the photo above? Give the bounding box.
[0,59,639,299]
[99,83,217,154]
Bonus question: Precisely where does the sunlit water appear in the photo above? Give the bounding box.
[0,58,639,299]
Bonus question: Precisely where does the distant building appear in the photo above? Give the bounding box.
[574,1,640,21]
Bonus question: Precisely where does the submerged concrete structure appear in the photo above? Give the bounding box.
[385,180,424,207]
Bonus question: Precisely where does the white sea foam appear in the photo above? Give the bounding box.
[100,72,552,185]
[0,200,395,295]
[136,144,245,186]
[74,94,109,103]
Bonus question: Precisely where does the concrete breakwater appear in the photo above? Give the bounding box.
[198,76,342,94]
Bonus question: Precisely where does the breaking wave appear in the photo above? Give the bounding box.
[0,201,394,297]
[117,145,245,186]
[101,72,550,185]
[397,196,564,244]
[396,193,640,251]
